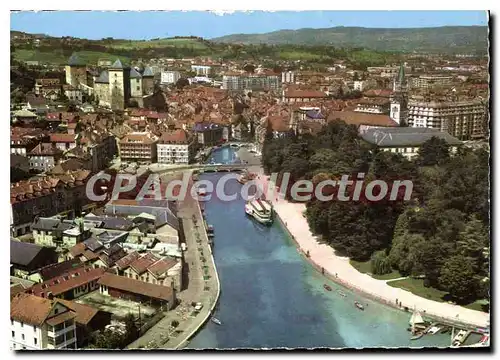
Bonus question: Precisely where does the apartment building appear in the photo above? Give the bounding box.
[119,132,158,163]
[222,73,281,91]
[408,100,488,140]
[157,129,195,164]
[10,293,77,350]
[409,75,454,89]
[161,71,181,84]
[193,122,224,146]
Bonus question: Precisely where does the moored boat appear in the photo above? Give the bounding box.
[324,284,332,291]
[245,198,274,225]
[338,290,347,297]
[211,317,222,325]
[354,301,364,311]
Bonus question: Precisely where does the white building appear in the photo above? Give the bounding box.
[281,71,296,84]
[161,71,181,84]
[191,64,212,76]
[157,130,195,164]
[353,81,365,91]
[10,294,77,350]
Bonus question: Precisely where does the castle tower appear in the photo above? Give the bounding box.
[142,67,155,95]
[108,59,131,111]
[65,53,87,87]
[390,63,408,126]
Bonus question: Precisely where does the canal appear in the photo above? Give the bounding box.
[187,146,451,349]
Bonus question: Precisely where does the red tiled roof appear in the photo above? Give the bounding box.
[147,257,178,278]
[28,266,105,297]
[115,251,141,271]
[130,253,160,275]
[98,273,173,302]
[284,89,327,98]
[50,133,76,143]
[57,299,100,325]
[10,293,55,326]
[327,111,398,127]
[159,130,190,144]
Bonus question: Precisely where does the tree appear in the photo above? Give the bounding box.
[456,215,489,272]
[371,250,392,275]
[417,137,450,166]
[176,78,190,89]
[439,255,478,303]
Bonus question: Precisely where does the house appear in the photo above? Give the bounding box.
[68,237,128,268]
[37,258,83,282]
[98,272,176,310]
[10,293,78,350]
[10,240,59,279]
[157,129,196,164]
[49,133,77,151]
[27,266,105,300]
[27,143,63,172]
[31,217,77,248]
[282,88,328,104]
[12,109,38,123]
[25,96,50,115]
[359,127,462,160]
[57,299,111,347]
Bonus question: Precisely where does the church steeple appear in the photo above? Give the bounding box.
[390,63,409,127]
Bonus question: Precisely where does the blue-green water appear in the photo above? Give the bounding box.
[187,147,451,349]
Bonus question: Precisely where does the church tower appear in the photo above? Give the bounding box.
[390,63,408,126]
[65,53,87,87]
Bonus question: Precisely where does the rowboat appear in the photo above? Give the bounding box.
[323,284,332,291]
[354,301,364,311]
[211,317,222,325]
[338,290,347,297]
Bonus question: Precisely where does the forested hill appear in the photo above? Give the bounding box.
[213,26,489,54]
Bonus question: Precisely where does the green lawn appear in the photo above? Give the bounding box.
[349,259,402,280]
[387,278,448,302]
[110,38,209,50]
[278,50,325,61]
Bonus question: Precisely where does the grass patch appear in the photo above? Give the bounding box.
[349,259,402,280]
[14,49,129,65]
[110,38,209,50]
[387,278,448,303]
[463,300,489,312]
[278,50,325,61]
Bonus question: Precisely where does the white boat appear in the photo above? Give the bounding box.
[427,326,441,335]
[245,198,273,225]
[211,317,222,325]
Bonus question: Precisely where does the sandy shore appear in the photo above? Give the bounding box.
[251,170,489,329]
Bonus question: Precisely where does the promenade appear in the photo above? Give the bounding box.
[254,171,489,330]
[127,172,220,349]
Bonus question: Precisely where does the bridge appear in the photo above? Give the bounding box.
[193,163,248,173]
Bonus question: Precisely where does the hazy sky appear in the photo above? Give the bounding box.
[10,11,488,40]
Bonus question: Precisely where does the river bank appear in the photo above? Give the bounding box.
[252,169,489,330]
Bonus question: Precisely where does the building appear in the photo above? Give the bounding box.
[360,127,462,160]
[10,170,92,236]
[193,122,224,146]
[10,240,59,279]
[409,75,454,89]
[390,64,409,126]
[281,71,296,84]
[108,59,131,110]
[49,133,77,152]
[161,71,181,85]
[282,88,328,104]
[63,85,83,103]
[10,293,78,350]
[191,64,212,76]
[408,100,488,140]
[222,73,281,91]
[65,54,88,88]
[28,266,106,300]
[157,129,195,164]
[98,272,176,310]
[119,132,159,163]
[354,98,390,115]
[34,78,62,99]
[328,111,398,132]
[27,143,63,172]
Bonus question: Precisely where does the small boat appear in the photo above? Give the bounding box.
[245,198,274,225]
[354,301,364,311]
[338,290,347,297]
[411,332,424,340]
[211,317,222,325]
[427,326,441,335]
[324,284,332,291]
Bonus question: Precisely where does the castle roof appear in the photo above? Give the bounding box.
[142,67,154,77]
[110,59,127,70]
[95,71,109,84]
[130,68,142,79]
[68,53,85,66]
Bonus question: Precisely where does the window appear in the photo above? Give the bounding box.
[20,322,24,328]
[34,338,37,345]
[11,319,13,325]
[11,331,15,338]
[33,325,37,331]
[22,334,25,340]
[137,86,140,91]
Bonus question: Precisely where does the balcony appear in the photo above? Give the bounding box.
[47,324,76,338]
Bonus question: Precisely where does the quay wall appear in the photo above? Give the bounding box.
[174,197,221,349]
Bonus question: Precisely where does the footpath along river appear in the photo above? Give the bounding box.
[187,146,451,349]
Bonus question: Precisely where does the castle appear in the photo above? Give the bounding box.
[65,54,155,110]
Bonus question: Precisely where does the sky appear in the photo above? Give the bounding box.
[10,11,488,40]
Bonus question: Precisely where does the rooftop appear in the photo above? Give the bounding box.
[360,127,463,147]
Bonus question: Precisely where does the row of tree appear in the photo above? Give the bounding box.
[261,120,489,304]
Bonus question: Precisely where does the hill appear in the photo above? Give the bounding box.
[212,26,489,54]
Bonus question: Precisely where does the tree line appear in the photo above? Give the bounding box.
[261,120,489,305]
